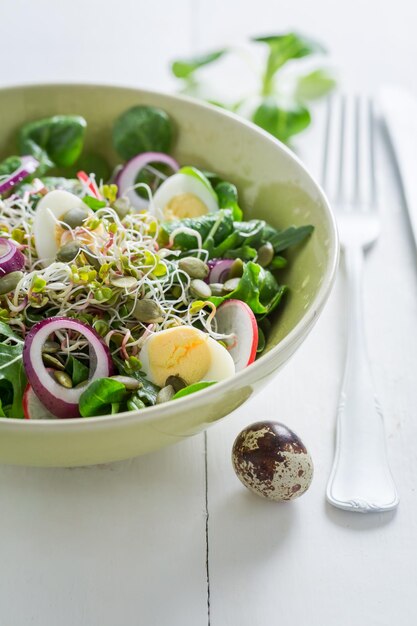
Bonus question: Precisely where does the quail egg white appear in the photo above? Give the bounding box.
[33,190,90,264]
[152,167,219,220]
[139,325,234,388]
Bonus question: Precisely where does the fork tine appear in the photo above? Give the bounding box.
[369,99,377,207]
[353,96,361,205]
[321,96,332,189]
[336,95,346,203]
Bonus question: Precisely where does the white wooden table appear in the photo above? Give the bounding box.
[1,1,417,624]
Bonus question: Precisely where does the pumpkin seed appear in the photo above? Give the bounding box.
[41,340,60,354]
[133,299,164,323]
[62,207,89,229]
[228,258,244,279]
[209,282,224,296]
[109,375,141,391]
[110,275,137,289]
[190,279,211,299]
[165,375,187,393]
[56,241,81,263]
[156,385,175,404]
[257,242,274,268]
[113,197,130,219]
[42,353,65,370]
[222,277,240,292]
[80,245,101,270]
[0,271,23,295]
[178,257,209,279]
[53,370,73,388]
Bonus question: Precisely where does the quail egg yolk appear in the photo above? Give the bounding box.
[143,326,211,387]
[163,193,208,220]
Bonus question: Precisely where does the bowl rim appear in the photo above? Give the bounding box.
[0,82,339,430]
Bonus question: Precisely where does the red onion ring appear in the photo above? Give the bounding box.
[115,152,179,210]
[208,259,235,284]
[0,238,25,276]
[0,156,39,195]
[23,317,114,418]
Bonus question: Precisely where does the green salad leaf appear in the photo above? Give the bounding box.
[19,115,87,172]
[79,378,127,417]
[0,156,25,177]
[209,261,287,315]
[113,105,174,160]
[65,356,89,387]
[262,224,314,252]
[215,181,243,221]
[172,50,227,79]
[114,357,160,406]
[173,381,217,399]
[0,322,26,418]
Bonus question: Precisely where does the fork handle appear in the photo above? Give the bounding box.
[326,246,399,512]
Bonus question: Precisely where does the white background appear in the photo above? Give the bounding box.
[1,1,417,625]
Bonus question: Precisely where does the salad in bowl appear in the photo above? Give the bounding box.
[0,103,313,421]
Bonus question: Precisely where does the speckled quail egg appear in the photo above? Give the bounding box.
[231,421,314,501]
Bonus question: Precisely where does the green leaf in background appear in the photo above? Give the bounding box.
[172,49,227,79]
[215,181,243,221]
[112,105,174,161]
[19,115,87,172]
[252,98,311,143]
[173,381,217,399]
[254,32,326,96]
[79,378,127,417]
[295,69,337,102]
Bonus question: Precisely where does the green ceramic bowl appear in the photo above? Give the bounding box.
[0,84,338,466]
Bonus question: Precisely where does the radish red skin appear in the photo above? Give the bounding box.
[215,299,258,370]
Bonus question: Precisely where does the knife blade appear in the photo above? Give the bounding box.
[379,86,417,249]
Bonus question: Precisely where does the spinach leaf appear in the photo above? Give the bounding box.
[82,196,107,210]
[0,156,25,177]
[209,261,285,315]
[113,106,173,160]
[159,210,234,251]
[114,357,160,406]
[173,381,217,399]
[79,378,127,417]
[215,181,243,221]
[65,356,89,387]
[262,224,314,252]
[0,324,26,418]
[61,152,111,182]
[126,395,146,411]
[172,50,227,79]
[252,98,311,142]
[19,115,87,171]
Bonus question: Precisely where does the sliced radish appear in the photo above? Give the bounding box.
[215,299,259,371]
[23,384,58,420]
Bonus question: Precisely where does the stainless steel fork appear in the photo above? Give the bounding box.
[323,95,399,513]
